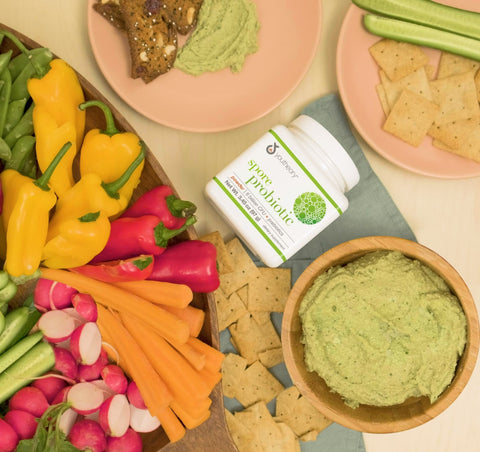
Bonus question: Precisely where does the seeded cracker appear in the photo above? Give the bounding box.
[383,89,440,147]
[369,39,429,81]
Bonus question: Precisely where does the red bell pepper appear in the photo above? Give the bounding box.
[90,214,196,263]
[72,255,154,282]
[121,185,197,229]
[148,240,220,293]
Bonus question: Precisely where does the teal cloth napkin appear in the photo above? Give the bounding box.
[221,93,416,451]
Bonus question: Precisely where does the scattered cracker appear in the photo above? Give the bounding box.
[383,89,440,147]
[222,352,248,399]
[200,231,234,274]
[246,267,292,312]
[369,38,429,81]
[258,347,284,368]
[215,288,248,331]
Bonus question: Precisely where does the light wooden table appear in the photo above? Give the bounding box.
[3,1,479,451]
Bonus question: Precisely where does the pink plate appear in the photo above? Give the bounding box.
[337,0,480,179]
[87,0,322,133]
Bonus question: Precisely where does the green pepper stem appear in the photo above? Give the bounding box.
[101,142,145,199]
[79,100,119,136]
[165,194,197,218]
[154,216,197,248]
[34,142,72,191]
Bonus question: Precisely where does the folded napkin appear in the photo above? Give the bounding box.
[221,93,416,452]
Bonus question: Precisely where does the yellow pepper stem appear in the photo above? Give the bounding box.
[35,142,72,191]
[79,100,119,136]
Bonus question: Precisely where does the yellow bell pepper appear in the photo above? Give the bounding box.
[42,211,111,269]
[27,58,86,196]
[1,142,71,277]
[79,100,144,204]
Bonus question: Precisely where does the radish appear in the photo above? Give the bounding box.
[68,419,107,452]
[54,346,78,380]
[0,418,18,452]
[38,309,76,343]
[58,408,78,436]
[8,386,50,417]
[98,394,130,437]
[129,404,161,433]
[67,382,105,415]
[126,381,146,409]
[34,278,77,311]
[52,385,71,405]
[91,379,117,399]
[71,293,98,322]
[62,307,88,327]
[101,364,128,394]
[4,409,38,440]
[32,374,68,403]
[78,349,109,382]
[70,322,102,365]
[106,428,142,452]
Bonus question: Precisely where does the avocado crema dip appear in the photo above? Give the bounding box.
[299,250,467,409]
[174,0,260,76]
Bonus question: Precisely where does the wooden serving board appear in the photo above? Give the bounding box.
[0,23,237,452]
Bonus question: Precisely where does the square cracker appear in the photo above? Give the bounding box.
[246,267,292,312]
[200,231,234,274]
[224,409,264,452]
[383,89,440,147]
[433,120,480,163]
[258,347,284,368]
[429,71,480,125]
[215,288,247,331]
[222,352,248,399]
[369,38,429,81]
[428,117,478,150]
[437,52,480,79]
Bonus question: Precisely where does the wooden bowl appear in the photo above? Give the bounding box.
[281,236,480,433]
[0,24,237,452]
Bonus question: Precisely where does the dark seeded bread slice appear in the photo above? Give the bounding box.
[159,0,204,35]
[120,0,178,83]
[93,0,126,30]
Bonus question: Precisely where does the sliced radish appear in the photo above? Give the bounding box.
[68,419,106,452]
[8,386,49,418]
[71,293,98,322]
[67,382,105,415]
[98,394,130,437]
[62,307,87,328]
[106,428,142,452]
[101,364,128,394]
[70,322,102,365]
[58,408,78,436]
[54,347,78,381]
[38,310,76,343]
[78,349,109,382]
[126,381,146,409]
[4,410,38,440]
[91,379,117,400]
[129,404,161,433]
[32,374,68,404]
[34,278,77,311]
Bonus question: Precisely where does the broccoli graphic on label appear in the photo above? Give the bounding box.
[293,192,326,225]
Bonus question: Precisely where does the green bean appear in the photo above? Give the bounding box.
[4,135,35,171]
[0,50,12,76]
[19,149,38,178]
[3,102,33,148]
[0,137,12,161]
[2,97,27,137]
[8,53,29,81]
[0,68,12,137]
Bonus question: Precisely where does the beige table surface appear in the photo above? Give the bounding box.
[2,1,479,451]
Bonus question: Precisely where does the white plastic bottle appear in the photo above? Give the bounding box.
[204,115,360,267]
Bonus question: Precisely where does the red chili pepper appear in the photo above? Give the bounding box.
[72,255,154,282]
[121,185,197,229]
[90,214,197,263]
[147,240,219,293]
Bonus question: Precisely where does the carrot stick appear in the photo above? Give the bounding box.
[40,267,190,344]
[198,367,222,391]
[165,336,206,371]
[120,313,211,400]
[170,400,211,430]
[187,336,225,373]
[96,305,173,412]
[156,405,186,443]
[112,280,193,308]
[160,304,205,337]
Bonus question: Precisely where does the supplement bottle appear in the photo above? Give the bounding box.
[205,115,360,267]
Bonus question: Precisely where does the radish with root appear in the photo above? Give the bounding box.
[4,409,38,440]
[38,309,76,343]
[58,408,78,436]
[126,381,146,409]
[129,404,161,433]
[68,419,107,452]
[78,349,109,382]
[0,418,19,452]
[8,386,49,418]
[98,394,130,437]
[34,278,77,311]
[67,382,105,415]
[53,346,78,380]
[71,293,98,322]
[69,322,102,365]
[101,364,128,394]
[32,374,68,403]
[106,428,142,452]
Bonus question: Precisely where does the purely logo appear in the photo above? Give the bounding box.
[266,142,279,155]
[293,192,326,225]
